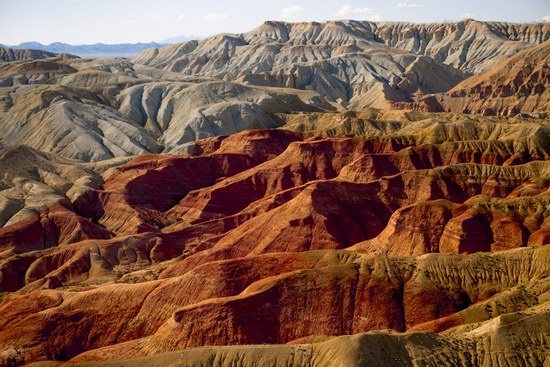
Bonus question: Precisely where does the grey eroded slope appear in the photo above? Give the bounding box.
[135,20,550,74]
[133,23,470,108]
[0,58,319,161]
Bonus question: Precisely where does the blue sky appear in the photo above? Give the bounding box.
[1,0,549,45]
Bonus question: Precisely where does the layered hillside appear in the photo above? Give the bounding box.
[1,18,550,367]
[67,317,550,367]
[370,20,549,72]
[0,145,128,228]
[0,110,549,365]
[415,40,550,116]
[136,20,550,74]
[134,20,549,109]
[0,58,320,161]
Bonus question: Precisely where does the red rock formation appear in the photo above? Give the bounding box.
[0,202,111,255]
[439,208,493,253]
[56,246,550,363]
[351,200,457,256]
[1,128,549,365]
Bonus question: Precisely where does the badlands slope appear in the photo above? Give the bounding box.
[0,19,549,367]
[135,19,549,111]
[424,40,550,115]
[0,19,547,165]
[135,19,550,75]
[1,116,550,365]
[0,57,319,161]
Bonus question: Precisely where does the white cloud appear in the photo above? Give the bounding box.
[203,13,229,20]
[281,5,305,17]
[543,15,550,22]
[397,2,424,8]
[123,19,137,24]
[336,5,372,17]
[335,5,382,21]
[147,14,169,21]
[462,12,476,19]
[177,14,186,21]
[365,14,383,21]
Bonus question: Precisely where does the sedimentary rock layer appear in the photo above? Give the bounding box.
[0,58,318,161]
[418,40,550,115]
[0,116,549,365]
[134,20,549,109]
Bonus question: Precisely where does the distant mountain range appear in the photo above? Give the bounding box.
[0,36,201,56]
[0,42,163,56]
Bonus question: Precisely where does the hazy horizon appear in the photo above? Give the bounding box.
[1,0,549,45]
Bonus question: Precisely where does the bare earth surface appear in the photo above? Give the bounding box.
[0,19,549,367]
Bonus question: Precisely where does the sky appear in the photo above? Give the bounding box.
[1,0,549,45]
